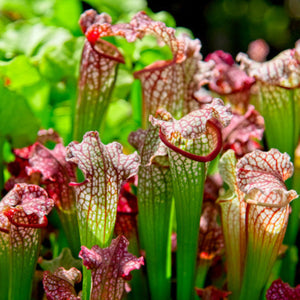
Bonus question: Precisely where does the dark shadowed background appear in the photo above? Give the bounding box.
[147,0,300,58]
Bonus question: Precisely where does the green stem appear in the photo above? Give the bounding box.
[240,206,286,300]
[168,153,206,300]
[0,233,9,300]
[137,165,173,300]
[239,241,272,300]
[131,80,143,129]
[219,198,246,300]
[217,150,245,300]
[82,267,92,300]
[126,230,149,300]
[58,208,81,258]
[9,230,41,300]
[194,259,210,291]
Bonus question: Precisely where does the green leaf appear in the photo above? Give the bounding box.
[130,79,143,128]
[207,154,220,175]
[84,0,147,21]
[146,10,177,28]
[0,0,82,34]
[0,22,72,60]
[39,37,84,81]
[39,248,82,273]
[0,0,42,19]
[0,81,40,148]
[110,67,134,101]
[132,36,173,68]
[21,80,51,128]
[101,99,139,150]
[0,55,51,128]
[105,99,132,128]
[0,55,40,89]
[50,101,72,144]
[44,0,82,35]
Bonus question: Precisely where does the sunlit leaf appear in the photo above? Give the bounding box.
[0,81,40,148]
[39,248,82,272]
[0,22,72,60]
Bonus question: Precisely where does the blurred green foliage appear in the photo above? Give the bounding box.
[0,80,40,148]
[204,0,297,55]
[0,0,177,151]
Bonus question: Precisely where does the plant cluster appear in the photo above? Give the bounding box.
[0,1,300,300]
